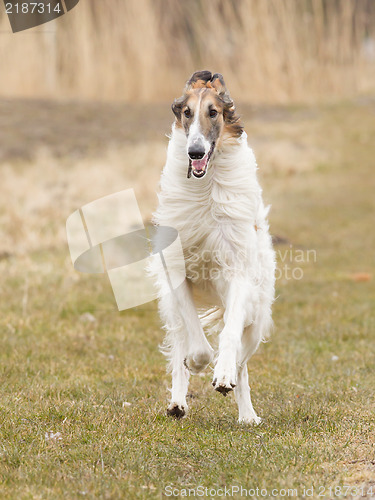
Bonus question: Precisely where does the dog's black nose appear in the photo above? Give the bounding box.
[188,147,205,160]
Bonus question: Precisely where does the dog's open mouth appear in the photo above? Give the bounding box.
[188,142,215,179]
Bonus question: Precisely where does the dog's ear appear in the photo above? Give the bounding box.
[210,73,226,95]
[171,95,185,121]
[211,73,234,108]
[211,73,243,135]
[185,70,212,91]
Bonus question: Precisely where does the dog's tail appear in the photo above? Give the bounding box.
[199,306,224,335]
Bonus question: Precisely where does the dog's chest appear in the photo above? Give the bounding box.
[177,198,252,283]
[156,136,262,283]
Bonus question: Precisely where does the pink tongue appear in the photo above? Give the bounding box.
[192,156,208,171]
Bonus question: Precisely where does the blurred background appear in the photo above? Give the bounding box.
[0,0,375,102]
[0,0,375,257]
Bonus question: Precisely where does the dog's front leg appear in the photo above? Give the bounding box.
[162,279,213,418]
[175,279,214,375]
[212,279,250,395]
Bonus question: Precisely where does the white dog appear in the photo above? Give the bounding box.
[151,71,275,424]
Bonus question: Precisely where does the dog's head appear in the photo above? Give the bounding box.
[172,71,243,179]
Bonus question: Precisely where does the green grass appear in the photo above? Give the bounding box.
[0,100,374,498]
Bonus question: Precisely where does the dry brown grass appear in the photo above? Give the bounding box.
[0,142,163,255]
[0,98,335,258]
[0,0,374,103]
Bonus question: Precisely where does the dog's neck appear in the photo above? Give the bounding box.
[167,125,257,192]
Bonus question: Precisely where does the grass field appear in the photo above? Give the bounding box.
[0,98,374,499]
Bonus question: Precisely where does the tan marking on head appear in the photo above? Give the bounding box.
[197,89,224,137]
[191,80,208,89]
[189,79,222,93]
[182,91,201,115]
[173,75,243,142]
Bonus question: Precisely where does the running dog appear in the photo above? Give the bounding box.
[151,71,275,424]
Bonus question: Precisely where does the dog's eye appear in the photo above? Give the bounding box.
[209,109,218,118]
[184,109,191,118]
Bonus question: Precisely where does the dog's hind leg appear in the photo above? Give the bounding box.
[160,292,189,418]
[167,335,190,418]
[234,323,263,424]
[234,363,261,425]
[234,302,272,424]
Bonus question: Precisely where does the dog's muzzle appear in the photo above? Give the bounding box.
[187,142,216,179]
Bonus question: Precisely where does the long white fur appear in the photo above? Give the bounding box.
[152,121,275,424]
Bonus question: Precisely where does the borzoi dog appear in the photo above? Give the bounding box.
[152,71,275,424]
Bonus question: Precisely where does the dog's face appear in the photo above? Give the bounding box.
[172,71,243,179]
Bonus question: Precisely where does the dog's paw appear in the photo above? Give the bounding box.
[238,414,262,425]
[212,377,236,396]
[185,348,213,374]
[212,358,237,396]
[167,403,186,419]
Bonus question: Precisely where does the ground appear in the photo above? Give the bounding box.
[0,97,374,499]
